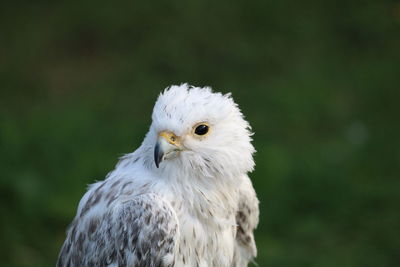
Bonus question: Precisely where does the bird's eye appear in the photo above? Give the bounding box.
[194,124,209,136]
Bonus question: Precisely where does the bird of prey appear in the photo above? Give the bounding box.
[57,84,259,267]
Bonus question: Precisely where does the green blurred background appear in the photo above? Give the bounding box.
[1,0,399,266]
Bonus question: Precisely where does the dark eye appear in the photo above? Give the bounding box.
[194,124,209,135]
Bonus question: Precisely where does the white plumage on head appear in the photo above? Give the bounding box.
[57,84,259,267]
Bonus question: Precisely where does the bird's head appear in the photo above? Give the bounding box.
[144,84,255,179]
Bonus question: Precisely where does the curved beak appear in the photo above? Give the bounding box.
[154,131,182,168]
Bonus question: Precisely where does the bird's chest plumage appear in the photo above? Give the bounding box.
[165,187,238,267]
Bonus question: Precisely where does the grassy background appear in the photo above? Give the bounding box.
[1,0,399,266]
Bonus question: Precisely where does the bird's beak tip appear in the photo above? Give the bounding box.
[154,133,181,168]
[154,141,163,168]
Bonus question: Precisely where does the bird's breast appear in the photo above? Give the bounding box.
[168,195,237,267]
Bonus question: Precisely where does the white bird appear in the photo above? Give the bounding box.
[57,84,259,267]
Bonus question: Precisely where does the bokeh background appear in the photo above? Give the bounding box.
[1,0,399,266]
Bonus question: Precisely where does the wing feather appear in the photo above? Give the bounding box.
[57,193,178,267]
[233,175,259,266]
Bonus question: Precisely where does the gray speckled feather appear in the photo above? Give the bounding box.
[57,194,178,267]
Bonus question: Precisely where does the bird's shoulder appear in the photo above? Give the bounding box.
[58,191,179,267]
[233,174,259,264]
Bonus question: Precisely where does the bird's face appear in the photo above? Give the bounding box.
[154,122,211,168]
[148,84,255,178]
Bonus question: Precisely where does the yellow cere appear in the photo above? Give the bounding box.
[158,131,179,145]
